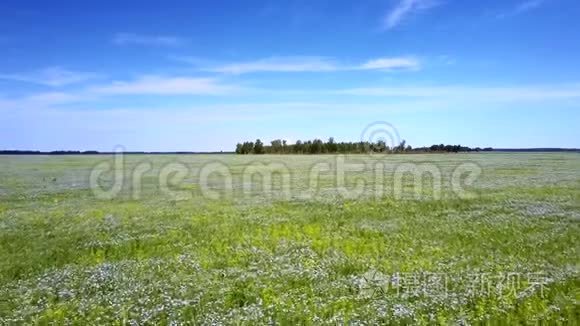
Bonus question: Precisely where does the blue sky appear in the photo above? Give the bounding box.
[1,0,579,151]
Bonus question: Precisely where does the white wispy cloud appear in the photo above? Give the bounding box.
[112,33,187,47]
[198,56,420,74]
[516,0,545,12]
[0,67,100,87]
[204,56,339,74]
[0,91,91,110]
[497,0,546,18]
[383,0,441,30]
[334,84,580,101]
[90,76,240,95]
[359,57,420,71]
[0,76,244,110]
[4,81,578,113]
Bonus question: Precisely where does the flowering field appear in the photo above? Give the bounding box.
[0,153,578,324]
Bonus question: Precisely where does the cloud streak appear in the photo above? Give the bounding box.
[0,92,91,110]
[112,33,187,47]
[383,0,441,30]
[0,76,243,110]
[198,56,421,74]
[91,76,241,96]
[0,67,100,87]
[359,57,420,71]
[497,0,546,18]
[3,80,579,113]
[334,84,580,101]
[205,57,338,74]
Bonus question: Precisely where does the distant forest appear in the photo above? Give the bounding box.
[235,138,494,154]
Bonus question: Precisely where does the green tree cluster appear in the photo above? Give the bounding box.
[236,138,412,154]
[236,138,487,154]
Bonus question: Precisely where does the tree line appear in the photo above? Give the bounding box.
[235,138,492,154]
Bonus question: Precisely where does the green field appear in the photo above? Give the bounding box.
[0,153,578,324]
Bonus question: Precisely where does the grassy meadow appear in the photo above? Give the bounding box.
[0,153,578,324]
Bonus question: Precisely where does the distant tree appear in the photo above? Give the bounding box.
[311,139,323,154]
[376,140,387,153]
[326,137,337,153]
[235,143,243,154]
[254,139,264,154]
[241,141,254,154]
[304,140,312,154]
[395,140,406,153]
[295,140,303,153]
[270,139,282,154]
